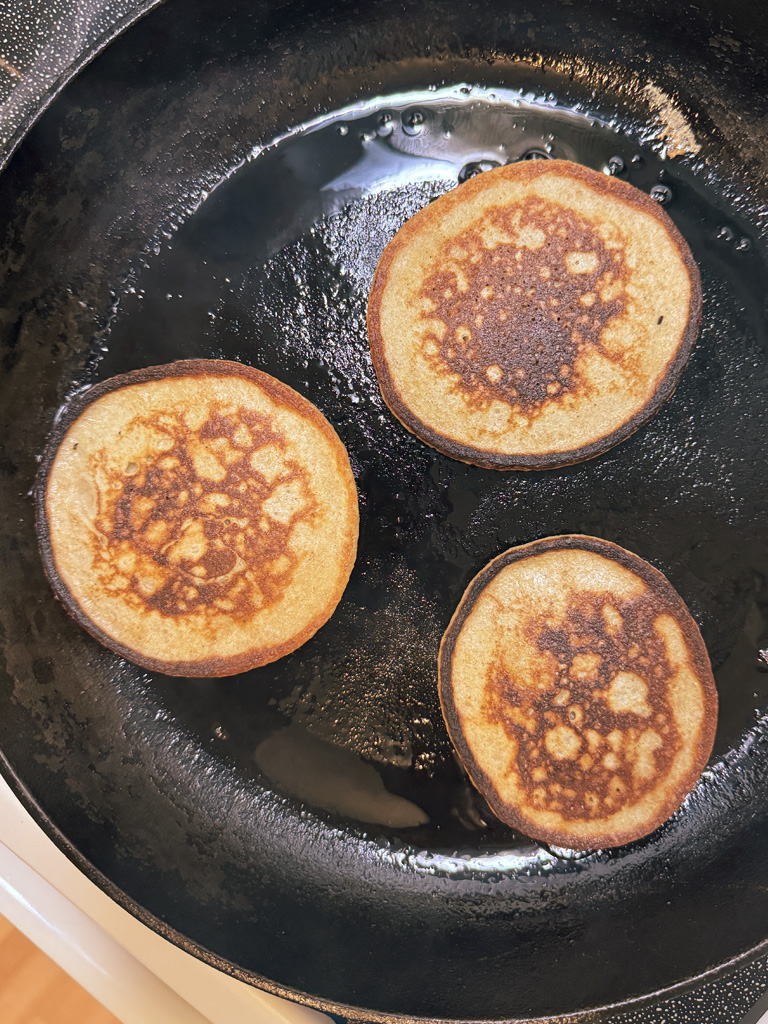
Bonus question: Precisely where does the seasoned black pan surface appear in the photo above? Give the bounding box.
[1,0,768,1020]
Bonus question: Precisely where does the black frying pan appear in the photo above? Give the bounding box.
[1,0,768,1020]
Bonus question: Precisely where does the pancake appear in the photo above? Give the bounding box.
[368,159,702,470]
[37,360,359,677]
[438,535,717,849]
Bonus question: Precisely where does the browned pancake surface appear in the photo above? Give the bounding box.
[368,160,702,470]
[37,360,359,676]
[439,536,717,848]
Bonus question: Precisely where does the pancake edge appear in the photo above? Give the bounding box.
[438,534,718,849]
[367,159,703,471]
[36,359,359,678]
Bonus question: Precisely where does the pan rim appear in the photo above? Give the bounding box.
[0,0,163,175]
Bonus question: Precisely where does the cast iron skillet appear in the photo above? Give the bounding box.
[1,0,768,1020]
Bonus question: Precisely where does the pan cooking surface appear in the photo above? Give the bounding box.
[1,1,768,1019]
[96,86,768,840]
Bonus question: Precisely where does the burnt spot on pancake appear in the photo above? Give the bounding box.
[483,591,682,822]
[419,197,629,413]
[37,360,359,677]
[92,408,317,621]
[368,160,702,470]
[438,535,718,848]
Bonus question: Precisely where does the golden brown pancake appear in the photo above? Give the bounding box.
[439,535,717,849]
[37,360,359,677]
[368,160,702,470]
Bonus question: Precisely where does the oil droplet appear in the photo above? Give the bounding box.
[402,110,426,136]
[631,153,644,165]
[213,724,228,740]
[757,648,768,673]
[650,184,673,205]
[458,159,502,183]
[337,123,349,136]
[377,112,394,137]
[606,155,625,175]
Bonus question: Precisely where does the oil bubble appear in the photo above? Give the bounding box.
[736,237,752,252]
[402,110,426,136]
[650,184,673,205]
[605,155,625,176]
[545,845,596,861]
[337,123,349,136]
[459,160,502,183]
[377,112,394,137]
[631,153,644,165]
[758,648,768,673]
[520,148,552,161]
[716,225,735,242]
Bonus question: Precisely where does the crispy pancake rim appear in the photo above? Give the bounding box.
[36,359,359,677]
[367,160,703,471]
[438,534,718,848]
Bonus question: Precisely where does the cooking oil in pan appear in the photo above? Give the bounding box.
[100,85,768,858]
